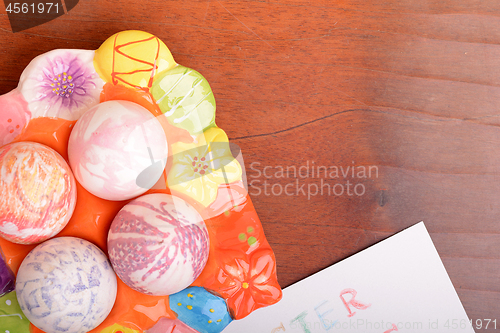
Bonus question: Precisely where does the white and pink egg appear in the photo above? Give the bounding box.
[68,100,168,201]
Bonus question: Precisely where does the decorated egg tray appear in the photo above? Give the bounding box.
[0,30,282,333]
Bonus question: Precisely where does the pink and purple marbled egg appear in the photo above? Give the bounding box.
[107,193,209,296]
[68,100,168,201]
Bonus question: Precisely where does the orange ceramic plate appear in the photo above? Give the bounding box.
[0,30,282,333]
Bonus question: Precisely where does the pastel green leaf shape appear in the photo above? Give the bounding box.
[0,291,31,333]
[151,65,216,134]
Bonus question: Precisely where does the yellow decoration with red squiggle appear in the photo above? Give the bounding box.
[94,30,177,89]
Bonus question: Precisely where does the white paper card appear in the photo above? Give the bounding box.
[222,222,474,333]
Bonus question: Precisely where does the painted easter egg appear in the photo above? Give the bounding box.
[150,65,216,134]
[0,141,77,244]
[107,193,209,296]
[169,287,232,333]
[67,100,168,201]
[15,237,117,333]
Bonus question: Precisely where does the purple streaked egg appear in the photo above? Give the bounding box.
[15,237,117,333]
[107,193,209,296]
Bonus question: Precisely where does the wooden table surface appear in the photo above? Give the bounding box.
[1,0,499,330]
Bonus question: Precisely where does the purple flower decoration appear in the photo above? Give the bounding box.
[18,49,104,121]
[0,248,15,297]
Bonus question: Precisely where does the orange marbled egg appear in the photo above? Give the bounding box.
[0,141,77,244]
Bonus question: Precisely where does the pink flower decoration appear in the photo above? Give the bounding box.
[146,317,200,333]
[205,249,282,319]
[0,89,30,146]
[203,181,247,219]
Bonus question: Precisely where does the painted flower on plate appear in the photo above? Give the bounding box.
[99,323,141,333]
[0,247,15,297]
[146,317,201,333]
[0,89,30,146]
[204,249,282,319]
[18,49,104,120]
[167,127,242,207]
[151,65,216,135]
[0,291,31,333]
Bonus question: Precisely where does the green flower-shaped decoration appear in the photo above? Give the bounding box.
[151,65,216,134]
[0,291,31,333]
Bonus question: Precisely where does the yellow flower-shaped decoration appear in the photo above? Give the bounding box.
[99,323,140,333]
[167,127,242,207]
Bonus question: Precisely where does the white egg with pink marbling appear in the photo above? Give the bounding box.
[107,193,209,296]
[68,100,168,201]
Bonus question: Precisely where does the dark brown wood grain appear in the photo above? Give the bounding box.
[1,0,499,330]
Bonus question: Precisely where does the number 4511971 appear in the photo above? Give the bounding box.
[445,319,497,330]
[5,3,59,14]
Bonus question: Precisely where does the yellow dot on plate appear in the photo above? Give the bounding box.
[177,303,182,306]
[242,282,249,289]
[187,293,194,298]
[208,320,212,324]
[187,305,193,310]
[68,76,72,80]
[209,309,215,313]
[217,319,222,322]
